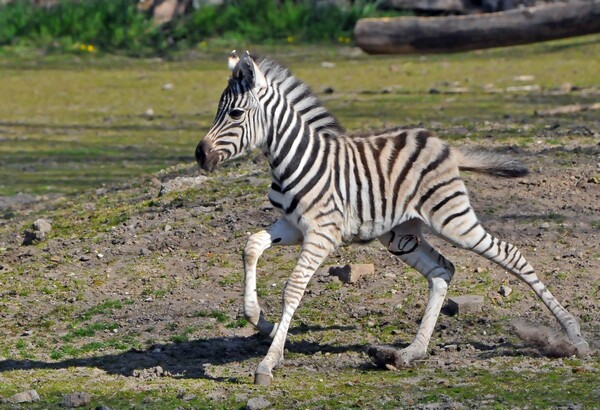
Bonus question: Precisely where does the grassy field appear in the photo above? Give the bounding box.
[1,36,599,196]
[0,36,599,408]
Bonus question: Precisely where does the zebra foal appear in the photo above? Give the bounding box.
[195,51,591,385]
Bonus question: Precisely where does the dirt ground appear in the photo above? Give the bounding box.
[0,125,599,407]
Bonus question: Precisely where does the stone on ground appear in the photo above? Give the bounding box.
[10,389,40,403]
[447,295,484,315]
[61,392,92,408]
[328,263,375,284]
[246,396,271,410]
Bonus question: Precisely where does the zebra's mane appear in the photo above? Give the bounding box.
[231,56,346,136]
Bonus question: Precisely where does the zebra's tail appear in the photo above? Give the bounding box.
[454,149,529,178]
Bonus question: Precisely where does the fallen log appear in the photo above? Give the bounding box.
[355,1,600,54]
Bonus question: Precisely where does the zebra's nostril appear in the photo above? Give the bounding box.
[196,140,219,171]
[195,140,211,166]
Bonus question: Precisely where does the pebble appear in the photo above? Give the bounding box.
[447,295,484,315]
[33,218,52,234]
[328,263,375,284]
[61,392,92,408]
[159,176,208,196]
[246,396,271,410]
[145,108,154,120]
[140,248,152,256]
[540,222,550,229]
[22,218,53,245]
[499,285,512,297]
[162,83,174,91]
[10,390,40,403]
[164,224,172,232]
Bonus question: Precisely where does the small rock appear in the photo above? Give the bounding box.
[323,86,334,94]
[139,248,152,256]
[499,285,512,297]
[540,222,550,229]
[246,396,271,410]
[444,344,458,351]
[79,255,91,262]
[159,176,208,196]
[447,295,484,315]
[132,365,171,379]
[61,392,92,408]
[96,253,104,259]
[164,224,173,232]
[559,82,573,93]
[162,83,174,91]
[10,389,40,403]
[506,84,541,92]
[328,264,375,284]
[33,218,52,234]
[321,61,335,68]
[96,406,112,410]
[22,218,53,245]
[513,75,535,82]
[144,108,154,120]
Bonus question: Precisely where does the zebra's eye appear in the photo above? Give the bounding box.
[229,108,245,120]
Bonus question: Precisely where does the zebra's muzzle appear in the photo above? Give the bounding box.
[195,140,220,172]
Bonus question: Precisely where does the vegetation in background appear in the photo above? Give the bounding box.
[0,0,405,56]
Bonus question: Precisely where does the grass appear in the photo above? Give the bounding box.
[1,35,600,195]
[1,36,600,408]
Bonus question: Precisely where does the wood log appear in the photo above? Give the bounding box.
[355,1,600,54]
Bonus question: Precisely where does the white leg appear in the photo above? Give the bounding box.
[370,220,455,368]
[254,231,333,385]
[243,218,302,337]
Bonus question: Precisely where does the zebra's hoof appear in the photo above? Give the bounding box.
[254,372,273,386]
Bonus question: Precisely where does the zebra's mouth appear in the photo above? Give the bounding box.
[195,140,221,172]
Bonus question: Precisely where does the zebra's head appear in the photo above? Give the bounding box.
[196,50,267,172]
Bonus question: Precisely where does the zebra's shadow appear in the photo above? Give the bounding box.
[0,325,364,381]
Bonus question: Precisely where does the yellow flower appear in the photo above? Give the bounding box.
[199,41,207,47]
[338,36,344,43]
[286,36,294,43]
[79,44,86,51]
[87,44,95,53]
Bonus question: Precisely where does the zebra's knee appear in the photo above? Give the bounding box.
[387,232,420,256]
[243,230,270,263]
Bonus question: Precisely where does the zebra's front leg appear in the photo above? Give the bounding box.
[254,232,333,385]
[244,218,302,338]
[370,221,455,368]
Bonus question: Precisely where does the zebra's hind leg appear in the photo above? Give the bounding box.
[369,219,456,368]
[243,218,302,338]
[434,210,591,357]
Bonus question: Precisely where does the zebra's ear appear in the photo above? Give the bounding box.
[228,50,239,71]
[236,51,267,89]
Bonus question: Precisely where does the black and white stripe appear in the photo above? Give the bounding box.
[195,51,590,385]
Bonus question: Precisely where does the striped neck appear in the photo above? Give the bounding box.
[253,58,344,179]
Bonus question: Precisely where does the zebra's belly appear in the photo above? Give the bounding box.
[340,219,391,244]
